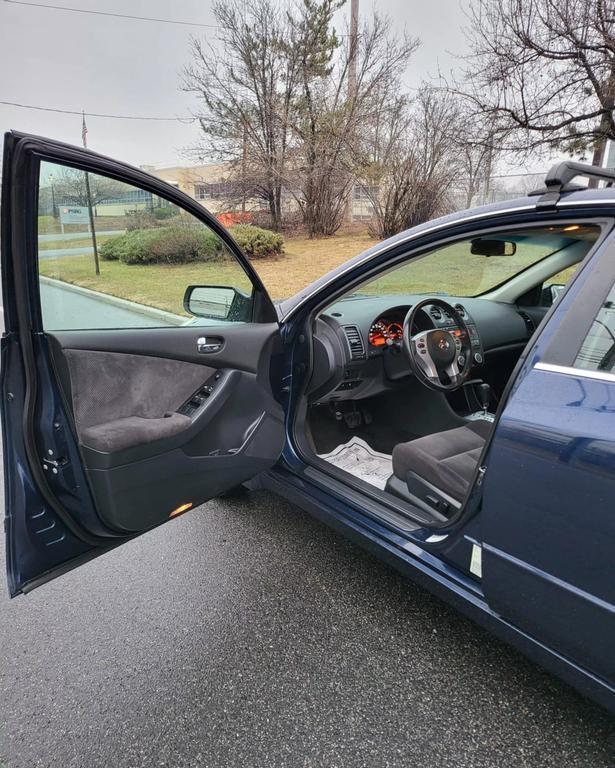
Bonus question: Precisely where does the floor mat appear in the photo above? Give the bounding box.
[319,436,393,490]
[307,405,418,455]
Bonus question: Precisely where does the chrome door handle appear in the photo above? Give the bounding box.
[197,336,223,353]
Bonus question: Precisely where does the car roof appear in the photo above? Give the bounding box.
[278,186,615,321]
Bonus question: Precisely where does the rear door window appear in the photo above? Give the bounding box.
[574,282,615,373]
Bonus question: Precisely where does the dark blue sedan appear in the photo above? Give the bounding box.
[2,133,613,714]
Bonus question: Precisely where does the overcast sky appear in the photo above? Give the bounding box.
[1,0,531,174]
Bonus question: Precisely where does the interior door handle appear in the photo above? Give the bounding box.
[197,336,223,353]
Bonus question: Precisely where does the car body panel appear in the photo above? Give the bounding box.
[2,131,614,712]
[273,202,615,713]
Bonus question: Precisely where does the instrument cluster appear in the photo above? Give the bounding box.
[368,317,404,347]
[367,306,441,349]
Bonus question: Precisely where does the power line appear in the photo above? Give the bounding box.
[2,0,353,35]
[0,99,196,122]
[2,0,218,27]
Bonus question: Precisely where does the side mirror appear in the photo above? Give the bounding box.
[183,285,252,322]
[543,283,566,306]
[470,238,517,257]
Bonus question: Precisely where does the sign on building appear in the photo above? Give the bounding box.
[59,205,90,233]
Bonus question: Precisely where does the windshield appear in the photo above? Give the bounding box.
[353,225,600,298]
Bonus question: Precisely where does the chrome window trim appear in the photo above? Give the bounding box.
[557,198,615,207]
[534,361,615,384]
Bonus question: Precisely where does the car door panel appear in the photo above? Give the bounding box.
[48,322,282,373]
[1,131,286,596]
[482,374,615,684]
[47,340,284,534]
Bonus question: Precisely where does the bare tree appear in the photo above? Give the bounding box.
[356,89,460,238]
[184,0,418,236]
[183,0,298,230]
[454,115,500,208]
[460,0,615,165]
[286,7,419,237]
[53,167,125,207]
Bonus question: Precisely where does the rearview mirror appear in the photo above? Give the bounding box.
[470,238,517,257]
[183,285,252,322]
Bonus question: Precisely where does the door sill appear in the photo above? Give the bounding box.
[274,449,445,536]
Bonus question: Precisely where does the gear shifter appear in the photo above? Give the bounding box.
[477,382,491,413]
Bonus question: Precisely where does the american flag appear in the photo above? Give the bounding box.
[81,111,88,148]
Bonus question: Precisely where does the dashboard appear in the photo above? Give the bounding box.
[307,294,539,403]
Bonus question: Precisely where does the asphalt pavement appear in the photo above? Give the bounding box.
[38,230,124,242]
[0,276,613,767]
[0,489,613,768]
[38,246,98,259]
[39,280,180,330]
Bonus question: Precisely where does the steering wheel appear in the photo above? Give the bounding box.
[402,298,473,392]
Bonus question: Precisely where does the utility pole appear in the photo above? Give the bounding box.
[348,0,359,101]
[483,143,493,205]
[345,0,359,225]
[241,120,247,215]
[48,173,57,218]
[82,111,100,276]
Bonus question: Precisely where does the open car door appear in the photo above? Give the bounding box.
[1,132,285,596]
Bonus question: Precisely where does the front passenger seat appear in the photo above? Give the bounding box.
[386,421,492,510]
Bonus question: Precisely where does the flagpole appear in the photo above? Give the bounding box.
[82,111,100,275]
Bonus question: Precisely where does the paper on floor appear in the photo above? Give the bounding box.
[319,436,393,490]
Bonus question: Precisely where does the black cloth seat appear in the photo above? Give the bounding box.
[391,421,492,502]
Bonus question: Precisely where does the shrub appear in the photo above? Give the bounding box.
[100,226,228,265]
[153,206,179,220]
[228,224,284,259]
[124,210,160,231]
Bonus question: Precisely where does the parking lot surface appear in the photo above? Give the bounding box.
[0,490,613,768]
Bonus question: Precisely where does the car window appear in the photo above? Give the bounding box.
[574,282,615,374]
[351,225,600,298]
[38,160,255,331]
[544,264,579,287]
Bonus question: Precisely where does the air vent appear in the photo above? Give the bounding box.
[454,303,467,318]
[429,306,443,321]
[518,310,536,337]
[342,325,366,360]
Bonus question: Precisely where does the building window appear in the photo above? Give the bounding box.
[194,181,238,201]
[353,185,379,201]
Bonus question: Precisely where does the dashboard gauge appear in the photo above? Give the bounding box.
[368,320,388,347]
[387,322,403,341]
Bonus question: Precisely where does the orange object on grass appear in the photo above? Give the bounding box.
[217,211,254,227]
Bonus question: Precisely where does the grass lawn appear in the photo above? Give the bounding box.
[37,228,571,317]
[38,232,378,314]
[38,233,120,251]
[38,215,130,235]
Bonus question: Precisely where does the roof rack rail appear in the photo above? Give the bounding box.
[531,161,615,209]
